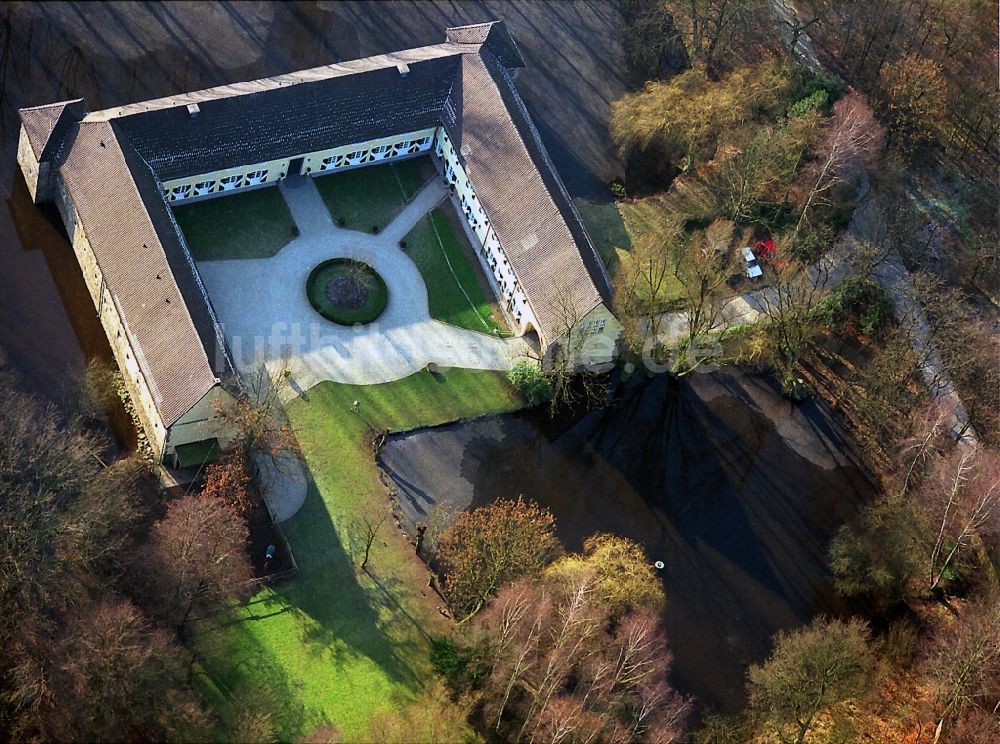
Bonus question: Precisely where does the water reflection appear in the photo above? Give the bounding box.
[381,369,875,713]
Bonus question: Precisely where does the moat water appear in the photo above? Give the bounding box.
[381,369,875,714]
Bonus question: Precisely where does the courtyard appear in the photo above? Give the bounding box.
[183,159,526,394]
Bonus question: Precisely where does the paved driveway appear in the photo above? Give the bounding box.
[197,175,529,395]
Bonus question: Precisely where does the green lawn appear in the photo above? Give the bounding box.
[574,197,632,271]
[314,157,435,233]
[194,369,523,741]
[612,196,688,310]
[173,186,298,261]
[402,207,504,334]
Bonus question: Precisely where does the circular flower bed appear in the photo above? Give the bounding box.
[306,258,388,325]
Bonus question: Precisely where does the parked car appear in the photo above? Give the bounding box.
[741,246,763,279]
[755,239,778,261]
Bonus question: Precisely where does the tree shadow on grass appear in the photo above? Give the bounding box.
[193,470,433,738]
[270,476,430,689]
[193,607,315,739]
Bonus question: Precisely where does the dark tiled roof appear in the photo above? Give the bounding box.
[19,99,87,160]
[443,52,604,342]
[56,121,220,426]
[115,52,460,182]
[115,127,234,384]
[446,21,525,69]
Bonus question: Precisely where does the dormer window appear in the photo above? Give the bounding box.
[192,179,214,196]
[169,184,192,201]
[242,169,267,186]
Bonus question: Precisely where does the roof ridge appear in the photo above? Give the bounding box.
[473,51,604,317]
[83,43,466,122]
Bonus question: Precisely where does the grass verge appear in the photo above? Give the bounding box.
[173,186,298,261]
[314,156,434,233]
[573,197,632,271]
[402,206,504,334]
[575,196,688,310]
[193,369,523,741]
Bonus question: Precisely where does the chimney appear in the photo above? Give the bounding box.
[396,62,410,78]
[187,103,200,118]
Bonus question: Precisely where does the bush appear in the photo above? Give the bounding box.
[788,88,829,118]
[507,360,553,407]
[609,178,627,199]
[787,222,834,263]
[860,289,893,337]
[398,239,407,249]
[815,277,893,336]
[371,225,380,235]
[794,71,846,104]
[336,216,346,227]
[429,636,474,691]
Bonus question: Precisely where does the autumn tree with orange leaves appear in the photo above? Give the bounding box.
[435,497,562,623]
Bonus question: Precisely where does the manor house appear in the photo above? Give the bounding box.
[16,21,618,465]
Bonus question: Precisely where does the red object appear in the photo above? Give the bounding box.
[756,239,777,259]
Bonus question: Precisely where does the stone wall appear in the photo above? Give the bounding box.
[16,126,48,202]
[54,174,170,460]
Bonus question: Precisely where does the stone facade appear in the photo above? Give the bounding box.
[17,126,50,202]
[52,170,234,462]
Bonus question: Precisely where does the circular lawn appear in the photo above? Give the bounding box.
[306,258,388,325]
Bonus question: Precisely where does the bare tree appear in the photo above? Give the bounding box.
[670,219,740,376]
[133,493,252,632]
[919,589,1000,743]
[472,570,690,743]
[917,446,1000,593]
[215,362,298,472]
[895,401,954,496]
[665,0,770,71]
[757,249,832,395]
[365,680,474,743]
[6,598,210,743]
[539,286,610,416]
[614,218,682,351]
[796,92,884,235]
[353,502,389,571]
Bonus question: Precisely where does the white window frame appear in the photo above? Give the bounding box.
[192,180,214,196]
[218,175,240,191]
[169,184,192,201]
[242,169,268,187]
